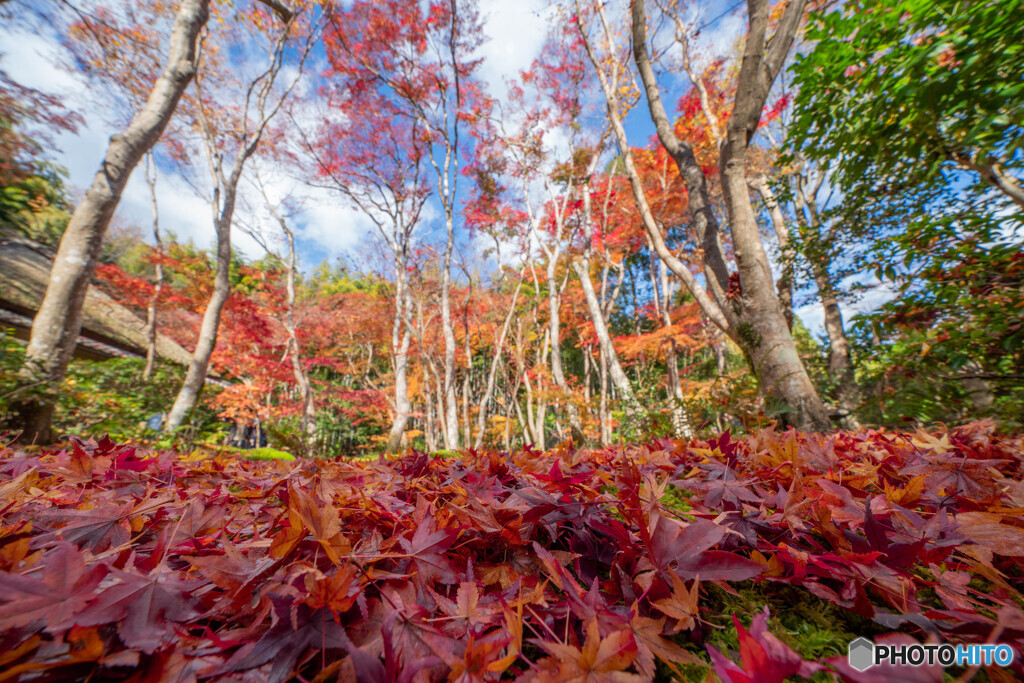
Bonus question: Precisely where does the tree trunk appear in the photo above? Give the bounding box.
[433,362,448,449]
[164,180,235,432]
[424,378,437,452]
[283,227,316,441]
[749,175,793,330]
[440,220,459,450]
[794,168,860,425]
[385,273,413,453]
[474,274,523,449]
[657,257,693,437]
[720,152,829,430]
[259,186,317,443]
[13,0,208,443]
[598,344,610,446]
[617,0,830,430]
[582,343,592,405]
[547,257,585,438]
[572,257,641,418]
[142,152,164,381]
[462,298,472,448]
[574,182,642,423]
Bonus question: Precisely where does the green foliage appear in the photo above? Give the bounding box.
[695,583,870,665]
[787,0,1024,430]
[0,163,71,246]
[308,259,385,297]
[789,0,1024,204]
[58,357,223,442]
[266,407,381,460]
[852,212,1024,427]
[0,327,26,411]
[0,328,224,442]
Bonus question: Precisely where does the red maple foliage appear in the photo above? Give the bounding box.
[0,423,1022,680]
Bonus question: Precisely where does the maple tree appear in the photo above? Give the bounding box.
[322,0,488,451]
[163,0,318,433]
[570,0,833,432]
[307,10,433,452]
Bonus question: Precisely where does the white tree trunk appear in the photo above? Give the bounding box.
[142,152,164,381]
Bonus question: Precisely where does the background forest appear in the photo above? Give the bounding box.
[0,0,1021,455]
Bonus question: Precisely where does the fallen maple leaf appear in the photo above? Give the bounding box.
[533,618,644,682]
[74,567,202,653]
[0,542,108,632]
[650,571,699,633]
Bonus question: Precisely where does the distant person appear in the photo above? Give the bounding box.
[226,418,263,449]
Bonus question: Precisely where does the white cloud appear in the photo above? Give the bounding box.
[0,23,372,267]
[476,0,552,98]
[795,276,898,339]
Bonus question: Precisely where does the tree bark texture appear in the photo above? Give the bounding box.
[14,0,209,443]
[614,0,831,430]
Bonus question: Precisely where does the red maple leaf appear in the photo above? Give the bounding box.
[706,607,821,683]
[75,567,203,653]
[0,543,108,632]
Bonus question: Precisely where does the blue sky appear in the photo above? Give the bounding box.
[0,0,870,337]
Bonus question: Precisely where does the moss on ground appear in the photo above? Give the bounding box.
[666,582,885,682]
[243,447,296,461]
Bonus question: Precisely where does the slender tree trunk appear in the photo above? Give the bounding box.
[283,228,316,440]
[536,327,549,449]
[386,275,412,452]
[142,152,164,381]
[598,344,610,446]
[462,296,472,448]
[440,223,459,449]
[164,179,236,432]
[259,188,317,442]
[573,258,641,418]
[424,379,437,452]
[750,175,793,329]
[547,257,585,438]
[503,387,513,452]
[13,0,208,443]
[656,257,693,437]
[794,170,860,425]
[582,344,592,405]
[164,7,306,432]
[574,183,642,422]
[432,361,448,449]
[474,275,523,449]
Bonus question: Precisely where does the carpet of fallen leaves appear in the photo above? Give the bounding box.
[1,422,1023,682]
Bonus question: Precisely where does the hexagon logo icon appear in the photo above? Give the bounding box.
[848,637,874,671]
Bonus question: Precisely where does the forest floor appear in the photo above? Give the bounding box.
[0,423,1022,681]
